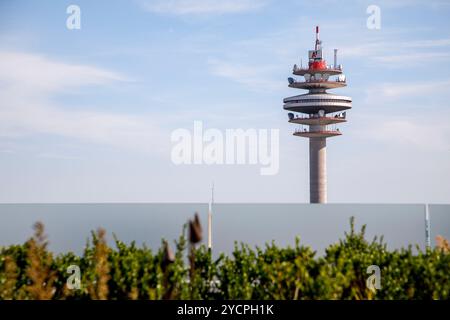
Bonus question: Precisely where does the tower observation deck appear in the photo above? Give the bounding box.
[283,26,352,203]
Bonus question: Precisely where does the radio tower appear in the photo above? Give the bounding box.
[207,182,214,252]
[283,26,352,203]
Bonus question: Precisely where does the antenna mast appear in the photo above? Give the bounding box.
[208,182,214,251]
[315,26,321,51]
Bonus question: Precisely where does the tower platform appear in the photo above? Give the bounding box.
[288,80,346,90]
[293,130,342,138]
[289,116,346,125]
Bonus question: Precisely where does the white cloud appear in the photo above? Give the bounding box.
[349,0,450,8]
[207,58,282,92]
[400,38,450,48]
[357,77,450,151]
[0,51,126,94]
[140,0,267,15]
[340,39,450,67]
[0,51,169,154]
[374,52,450,66]
[0,149,15,154]
[36,153,81,160]
[365,79,450,101]
[359,116,450,152]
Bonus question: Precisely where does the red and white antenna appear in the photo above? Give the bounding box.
[315,26,320,50]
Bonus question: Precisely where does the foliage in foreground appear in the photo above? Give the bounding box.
[0,217,449,300]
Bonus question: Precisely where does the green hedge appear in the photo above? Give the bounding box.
[0,218,449,300]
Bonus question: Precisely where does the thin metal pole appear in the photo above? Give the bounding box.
[208,182,214,251]
[425,204,431,249]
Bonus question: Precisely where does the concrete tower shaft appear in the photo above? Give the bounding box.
[309,137,327,203]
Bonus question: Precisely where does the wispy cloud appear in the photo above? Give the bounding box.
[365,79,450,101]
[357,78,450,151]
[0,51,126,94]
[400,38,450,48]
[357,115,450,152]
[0,51,169,154]
[340,37,450,67]
[36,153,81,160]
[140,0,268,15]
[348,0,450,8]
[373,52,450,65]
[0,149,15,154]
[207,58,282,92]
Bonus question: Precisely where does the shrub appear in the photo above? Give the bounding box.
[0,217,449,300]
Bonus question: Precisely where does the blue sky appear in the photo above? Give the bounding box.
[0,0,449,203]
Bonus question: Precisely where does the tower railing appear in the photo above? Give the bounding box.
[293,64,343,73]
